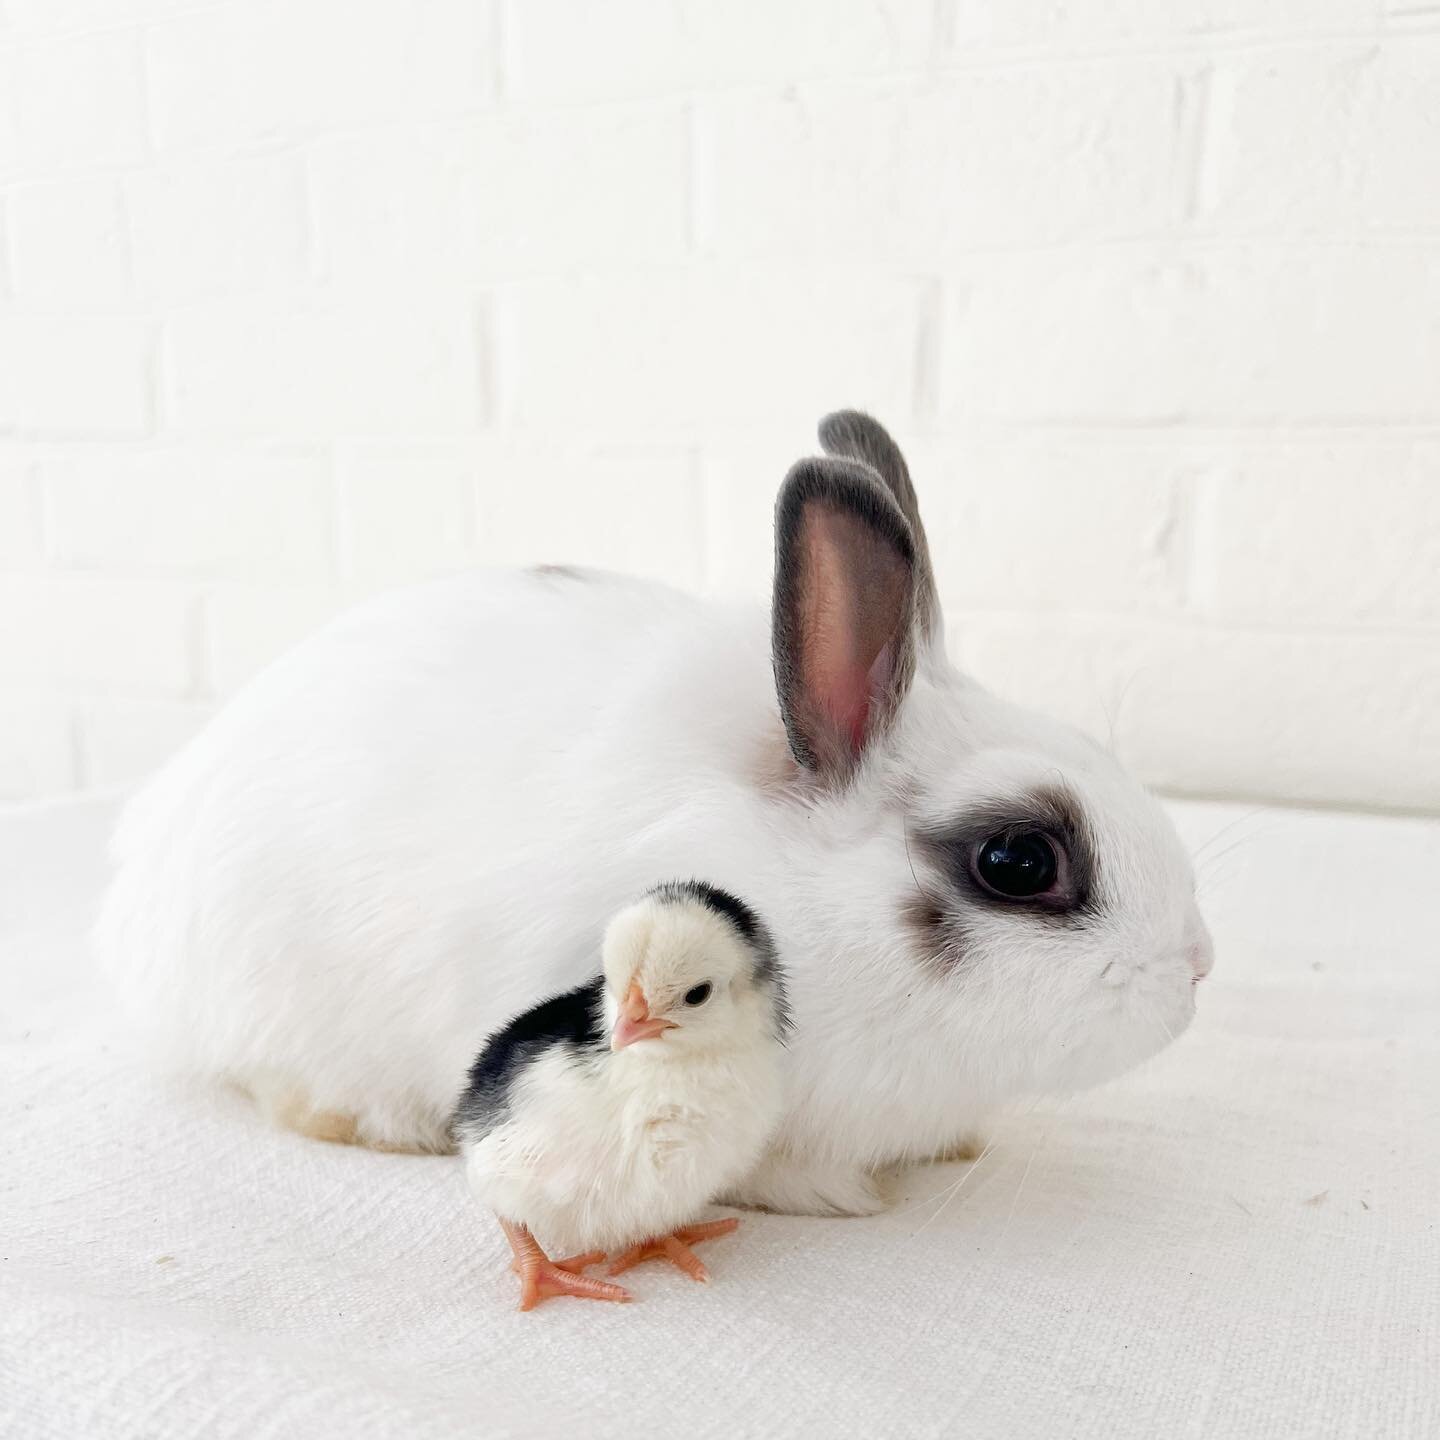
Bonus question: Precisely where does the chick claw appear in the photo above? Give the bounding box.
[606,1218,740,1284]
[499,1221,632,1311]
[508,1249,606,1279]
[516,1257,632,1312]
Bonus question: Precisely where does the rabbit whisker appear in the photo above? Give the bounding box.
[1139,995,1178,1047]
[901,1094,1047,1235]
[1099,666,1139,757]
[995,1094,1072,1250]
[1190,806,1269,866]
[901,814,946,909]
[1196,830,1263,882]
[891,1143,995,1221]
[908,1136,1003,1237]
[1196,819,1283,905]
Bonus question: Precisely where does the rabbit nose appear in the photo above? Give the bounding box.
[1188,936,1215,980]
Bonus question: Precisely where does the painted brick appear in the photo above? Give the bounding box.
[77,696,214,788]
[940,246,1440,424]
[203,583,349,695]
[1200,40,1440,230]
[948,613,1132,755]
[695,89,909,264]
[164,302,485,436]
[471,436,703,590]
[43,449,334,578]
[948,0,1380,51]
[1192,442,1440,626]
[697,64,1181,259]
[497,269,920,431]
[337,441,477,582]
[699,428,816,598]
[10,30,147,172]
[2,0,194,31]
[956,617,1440,813]
[309,106,689,284]
[0,691,74,801]
[7,178,131,308]
[911,437,1187,615]
[707,431,1193,612]
[126,153,309,302]
[507,0,933,103]
[0,459,43,565]
[1114,626,1440,814]
[2,0,1439,819]
[0,575,194,694]
[0,48,22,179]
[0,318,151,436]
[145,0,494,153]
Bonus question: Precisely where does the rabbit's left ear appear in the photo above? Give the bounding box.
[771,456,919,782]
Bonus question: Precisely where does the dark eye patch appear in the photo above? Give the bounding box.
[912,783,1096,925]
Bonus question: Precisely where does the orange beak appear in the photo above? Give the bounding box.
[611,983,675,1051]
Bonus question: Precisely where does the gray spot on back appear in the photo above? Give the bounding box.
[531,563,591,582]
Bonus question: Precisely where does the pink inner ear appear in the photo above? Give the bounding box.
[863,637,897,737]
[800,507,905,763]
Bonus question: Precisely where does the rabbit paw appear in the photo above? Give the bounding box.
[932,1132,988,1164]
[723,1152,888,1218]
[246,1072,454,1155]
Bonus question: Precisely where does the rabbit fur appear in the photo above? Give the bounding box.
[94,412,1212,1217]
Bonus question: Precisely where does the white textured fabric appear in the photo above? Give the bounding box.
[2,796,1436,1439]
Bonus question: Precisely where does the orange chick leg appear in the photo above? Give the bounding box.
[499,1219,632,1311]
[606,1217,740,1284]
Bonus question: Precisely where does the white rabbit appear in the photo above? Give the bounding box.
[95,411,1213,1216]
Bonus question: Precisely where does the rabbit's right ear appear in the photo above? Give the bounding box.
[772,456,919,781]
[818,410,940,643]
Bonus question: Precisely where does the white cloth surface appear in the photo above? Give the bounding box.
[1,795,1436,1440]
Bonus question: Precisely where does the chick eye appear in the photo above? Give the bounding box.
[972,831,1059,900]
[683,982,712,1007]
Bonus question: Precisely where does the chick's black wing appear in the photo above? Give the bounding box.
[453,977,605,1142]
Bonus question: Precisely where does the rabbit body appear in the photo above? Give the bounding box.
[96,416,1211,1215]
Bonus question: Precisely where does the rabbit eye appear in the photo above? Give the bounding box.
[972,831,1059,900]
[683,982,712,1006]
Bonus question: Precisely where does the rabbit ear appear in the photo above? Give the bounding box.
[772,456,919,780]
[818,410,940,644]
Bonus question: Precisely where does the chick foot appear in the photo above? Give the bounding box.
[606,1217,740,1284]
[500,1219,632,1311]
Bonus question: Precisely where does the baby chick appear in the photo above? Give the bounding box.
[456,880,789,1310]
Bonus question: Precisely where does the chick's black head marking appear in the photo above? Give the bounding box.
[647,880,791,1037]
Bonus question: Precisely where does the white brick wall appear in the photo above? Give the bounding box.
[1,0,1437,814]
